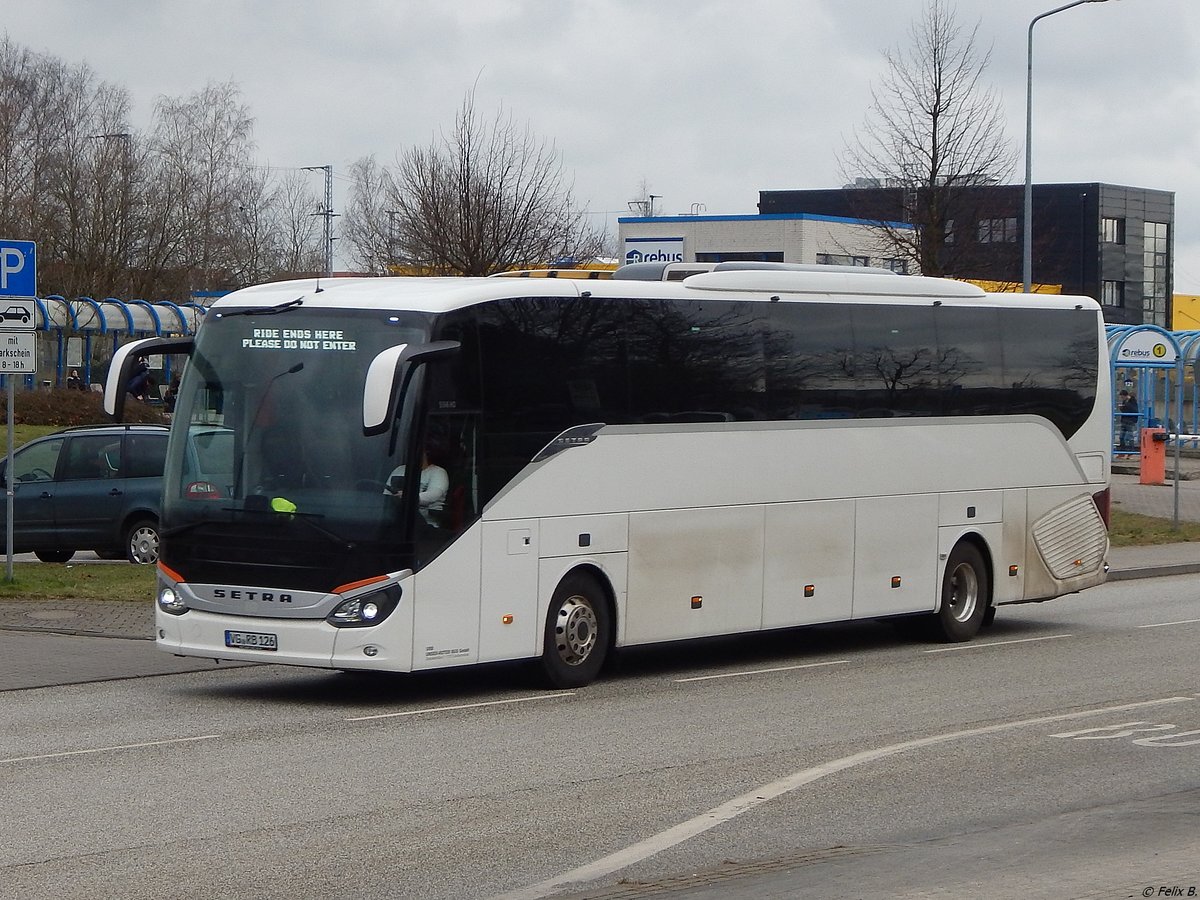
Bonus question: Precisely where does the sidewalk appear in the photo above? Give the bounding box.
[0,469,1196,641]
[0,596,155,640]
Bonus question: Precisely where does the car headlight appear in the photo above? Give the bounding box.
[327,585,401,628]
[158,585,189,616]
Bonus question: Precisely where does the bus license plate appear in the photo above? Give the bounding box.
[224,630,278,651]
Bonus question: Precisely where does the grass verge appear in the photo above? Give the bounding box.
[0,562,155,601]
[1109,508,1200,547]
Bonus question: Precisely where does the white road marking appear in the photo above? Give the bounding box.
[1137,618,1200,629]
[0,734,221,765]
[491,695,1193,900]
[675,660,849,683]
[922,633,1072,653]
[345,692,575,722]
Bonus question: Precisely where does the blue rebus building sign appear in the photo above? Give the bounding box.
[0,240,36,298]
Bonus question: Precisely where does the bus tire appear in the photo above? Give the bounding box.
[930,542,989,642]
[540,571,611,689]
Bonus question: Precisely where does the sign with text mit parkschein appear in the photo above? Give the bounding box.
[0,333,35,373]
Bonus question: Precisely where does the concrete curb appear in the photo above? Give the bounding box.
[1105,563,1200,582]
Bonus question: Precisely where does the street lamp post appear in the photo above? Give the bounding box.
[1023,0,1116,293]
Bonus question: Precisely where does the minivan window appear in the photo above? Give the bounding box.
[61,435,120,480]
[12,438,63,483]
[125,433,169,478]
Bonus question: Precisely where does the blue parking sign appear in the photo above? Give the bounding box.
[0,240,36,297]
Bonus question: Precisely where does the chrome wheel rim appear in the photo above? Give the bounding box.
[130,527,160,565]
[554,595,598,667]
[947,562,979,623]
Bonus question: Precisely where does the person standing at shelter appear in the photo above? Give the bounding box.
[126,356,152,401]
[1118,389,1139,449]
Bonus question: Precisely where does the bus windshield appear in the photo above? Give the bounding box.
[163,306,432,589]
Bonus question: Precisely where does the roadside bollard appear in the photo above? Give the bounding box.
[1139,427,1167,485]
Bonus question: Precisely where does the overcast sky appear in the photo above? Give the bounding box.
[8,0,1199,293]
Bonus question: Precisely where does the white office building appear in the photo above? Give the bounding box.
[618,212,915,273]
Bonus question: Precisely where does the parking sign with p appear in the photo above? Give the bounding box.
[0,240,36,298]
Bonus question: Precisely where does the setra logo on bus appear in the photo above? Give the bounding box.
[212,588,293,603]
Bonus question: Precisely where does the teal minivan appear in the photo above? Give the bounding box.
[2,424,172,564]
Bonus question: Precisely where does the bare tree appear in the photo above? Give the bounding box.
[345,90,606,276]
[839,0,1016,278]
[342,156,400,274]
[0,38,140,299]
[0,38,336,300]
[138,81,258,296]
[265,169,326,278]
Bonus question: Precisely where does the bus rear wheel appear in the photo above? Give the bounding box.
[930,542,989,642]
[540,571,611,689]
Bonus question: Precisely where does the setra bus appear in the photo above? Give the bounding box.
[105,267,1111,687]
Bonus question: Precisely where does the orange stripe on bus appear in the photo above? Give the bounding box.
[333,575,389,595]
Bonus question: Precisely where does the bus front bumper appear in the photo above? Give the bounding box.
[155,608,412,672]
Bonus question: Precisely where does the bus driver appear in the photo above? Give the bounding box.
[385,447,449,526]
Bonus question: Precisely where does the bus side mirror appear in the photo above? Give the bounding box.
[103,336,195,421]
[362,340,461,436]
[363,344,409,435]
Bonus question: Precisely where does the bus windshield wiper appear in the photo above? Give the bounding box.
[217,297,304,318]
[225,505,353,549]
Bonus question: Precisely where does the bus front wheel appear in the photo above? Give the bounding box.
[540,571,611,689]
[930,542,989,642]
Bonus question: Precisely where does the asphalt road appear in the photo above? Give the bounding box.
[1,574,1198,899]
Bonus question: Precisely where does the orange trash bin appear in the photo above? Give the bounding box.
[1139,427,1167,485]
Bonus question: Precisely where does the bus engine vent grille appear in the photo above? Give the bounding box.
[1031,496,1108,580]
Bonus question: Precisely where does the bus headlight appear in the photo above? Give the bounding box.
[327,585,401,628]
[158,586,189,616]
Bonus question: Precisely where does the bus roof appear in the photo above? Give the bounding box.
[209,272,1099,316]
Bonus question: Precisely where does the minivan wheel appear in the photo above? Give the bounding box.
[126,519,160,565]
[34,550,74,563]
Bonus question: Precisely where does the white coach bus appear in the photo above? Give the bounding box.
[106,268,1111,687]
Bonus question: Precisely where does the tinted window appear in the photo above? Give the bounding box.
[627,299,766,422]
[468,294,1099,506]
[765,301,1096,435]
[187,428,235,479]
[61,435,120,480]
[766,304,856,419]
[125,433,168,478]
[1002,308,1098,437]
[476,297,631,501]
[850,304,938,417]
[934,306,1005,416]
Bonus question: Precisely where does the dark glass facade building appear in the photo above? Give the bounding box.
[759,183,1174,326]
